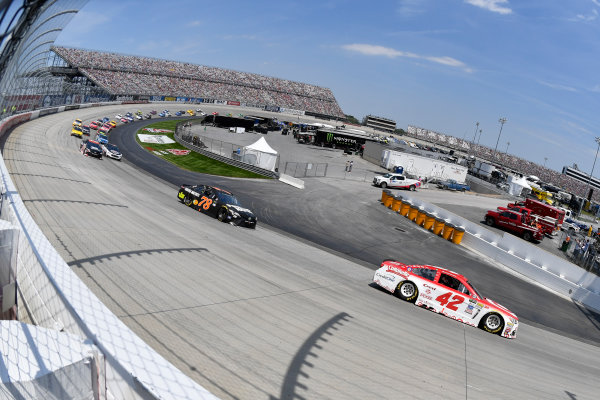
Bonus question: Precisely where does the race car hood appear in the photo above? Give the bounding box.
[484,297,518,320]
[228,205,256,218]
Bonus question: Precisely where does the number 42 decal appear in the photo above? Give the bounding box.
[435,292,464,311]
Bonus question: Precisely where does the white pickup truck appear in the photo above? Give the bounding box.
[373,173,421,190]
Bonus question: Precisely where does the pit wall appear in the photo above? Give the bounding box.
[399,193,600,313]
[0,104,218,400]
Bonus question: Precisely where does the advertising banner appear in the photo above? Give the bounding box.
[176,97,188,102]
[214,100,226,105]
[166,149,191,155]
[264,105,280,112]
[227,101,241,106]
[150,96,165,101]
[85,95,111,103]
[203,98,215,103]
[279,107,305,116]
[165,97,176,102]
[137,134,175,144]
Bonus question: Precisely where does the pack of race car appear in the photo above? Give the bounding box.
[373,260,518,338]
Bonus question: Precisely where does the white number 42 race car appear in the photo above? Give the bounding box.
[373,260,518,338]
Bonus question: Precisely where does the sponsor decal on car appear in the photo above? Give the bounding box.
[375,272,395,282]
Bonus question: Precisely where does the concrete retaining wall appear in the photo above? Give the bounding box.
[0,106,218,399]
[400,192,600,313]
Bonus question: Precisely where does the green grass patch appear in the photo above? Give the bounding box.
[134,120,269,179]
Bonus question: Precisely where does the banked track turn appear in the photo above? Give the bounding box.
[3,105,600,400]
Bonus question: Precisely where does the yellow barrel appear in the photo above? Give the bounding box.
[433,217,445,235]
[384,193,394,208]
[381,190,390,203]
[416,207,427,226]
[408,205,419,221]
[391,196,402,212]
[423,212,436,230]
[452,225,466,244]
[442,222,455,240]
[400,200,411,217]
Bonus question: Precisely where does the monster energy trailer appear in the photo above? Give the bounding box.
[314,128,369,152]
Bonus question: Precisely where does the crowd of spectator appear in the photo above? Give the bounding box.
[406,125,596,201]
[52,47,344,117]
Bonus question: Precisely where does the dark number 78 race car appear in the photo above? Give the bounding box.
[373,260,518,338]
[177,184,257,229]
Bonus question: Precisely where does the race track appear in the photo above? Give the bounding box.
[3,105,600,399]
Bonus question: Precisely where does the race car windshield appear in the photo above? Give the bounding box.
[466,280,483,299]
[218,193,241,206]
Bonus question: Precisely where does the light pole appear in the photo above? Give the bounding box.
[543,157,548,168]
[471,121,479,144]
[476,129,483,146]
[505,141,510,154]
[469,121,479,157]
[492,117,507,163]
[579,136,600,216]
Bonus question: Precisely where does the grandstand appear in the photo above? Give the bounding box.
[406,125,596,201]
[50,46,345,118]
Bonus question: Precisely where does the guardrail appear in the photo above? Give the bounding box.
[397,192,600,313]
[0,105,218,399]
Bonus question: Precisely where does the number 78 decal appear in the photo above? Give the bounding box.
[435,292,464,311]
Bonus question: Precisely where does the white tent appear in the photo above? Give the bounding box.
[508,175,531,197]
[240,137,278,171]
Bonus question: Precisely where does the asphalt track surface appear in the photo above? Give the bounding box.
[113,116,600,345]
[4,105,600,399]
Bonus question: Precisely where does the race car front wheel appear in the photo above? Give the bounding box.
[184,196,193,207]
[380,182,387,188]
[217,208,228,222]
[396,281,418,302]
[481,312,503,334]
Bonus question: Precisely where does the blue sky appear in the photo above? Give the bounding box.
[55,0,600,174]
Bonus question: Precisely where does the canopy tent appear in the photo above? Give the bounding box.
[240,137,278,171]
[508,175,531,197]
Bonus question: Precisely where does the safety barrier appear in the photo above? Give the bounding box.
[382,190,467,245]
[390,191,600,313]
[0,107,219,399]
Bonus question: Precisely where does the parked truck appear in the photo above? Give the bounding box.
[437,179,470,192]
[503,205,557,236]
[507,198,565,232]
[484,208,545,243]
[380,149,468,182]
[470,160,496,180]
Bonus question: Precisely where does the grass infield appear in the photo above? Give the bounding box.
[134,120,268,179]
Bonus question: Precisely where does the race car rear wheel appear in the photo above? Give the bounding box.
[217,207,228,222]
[481,312,504,334]
[396,281,418,302]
